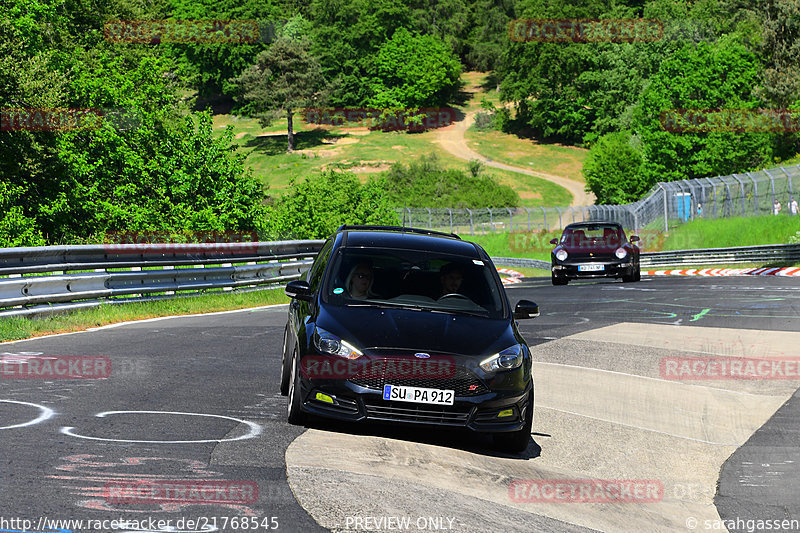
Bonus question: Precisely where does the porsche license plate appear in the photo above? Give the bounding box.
[579,264,605,272]
[383,384,454,405]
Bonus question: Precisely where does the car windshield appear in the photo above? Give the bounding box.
[560,225,625,248]
[322,247,507,319]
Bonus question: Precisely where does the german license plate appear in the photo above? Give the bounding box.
[383,384,454,405]
[579,264,605,272]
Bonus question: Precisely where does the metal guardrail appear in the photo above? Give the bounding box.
[640,243,800,267]
[0,240,324,317]
[489,257,551,270]
[1,239,796,318]
[492,244,800,270]
[0,241,323,275]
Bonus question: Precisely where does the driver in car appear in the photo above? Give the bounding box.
[438,263,464,299]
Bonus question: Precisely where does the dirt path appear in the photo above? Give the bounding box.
[435,111,595,206]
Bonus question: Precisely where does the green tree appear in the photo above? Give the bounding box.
[583,131,646,204]
[634,39,773,185]
[366,27,461,108]
[49,111,268,242]
[264,171,400,239]
[166,0,284,99]
[309,0,412,106]
[718,0,800,108]
[231,37,326,152]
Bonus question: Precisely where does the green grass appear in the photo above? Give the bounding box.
[210,72,576,207]
[0,288,289,342]
[218,119,573,206]
[467,232,553,261]
[464,214,800,260]
[661,215,800,250]
[465,127,588,183]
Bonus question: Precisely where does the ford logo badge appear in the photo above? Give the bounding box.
[414,352,430,358]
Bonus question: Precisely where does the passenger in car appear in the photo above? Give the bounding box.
[603,227,622,247]
[345,262,374,299]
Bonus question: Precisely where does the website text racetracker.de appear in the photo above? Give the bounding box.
[0,516,280,532]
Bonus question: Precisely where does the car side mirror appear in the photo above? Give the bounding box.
[630,235,640,242]
[285,280,313,302]
[514,300,539,319]
[549,238,558,245]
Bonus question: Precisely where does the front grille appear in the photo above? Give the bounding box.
[363,398,472,426]
[349,364,489,396]
[565,254,612,262]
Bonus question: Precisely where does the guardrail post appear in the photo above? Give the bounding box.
[780,166,794,197]
[703,177,717,219]
[447,208,453,234]
[731,174,746,216]
[505,207,513,232]
[539,207,546,231]
[765,168,777,207]
[555,207,562,229]
[746,172,758,214]
[658,183,668,232]
[466,208,473,234]
[426,207,432,229]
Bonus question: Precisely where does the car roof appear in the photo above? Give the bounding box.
[564,222,622,229]
[335,226,482,257]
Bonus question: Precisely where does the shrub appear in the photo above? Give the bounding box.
[376,153,519,208]
[263,170,400,239]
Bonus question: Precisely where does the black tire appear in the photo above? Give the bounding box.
[551,274,568,286]
[493,392,533,453]
[286,349,307,425]
[634,265,641,281]
[280,326,291,396]
[622,268,636,282]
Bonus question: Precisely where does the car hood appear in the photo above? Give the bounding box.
[317,303,515,357]
[558,244,620,254]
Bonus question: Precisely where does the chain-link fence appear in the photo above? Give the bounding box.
[397,164,800,235]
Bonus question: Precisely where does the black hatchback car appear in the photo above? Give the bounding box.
[280,225,539,452]
[550,222,641,285]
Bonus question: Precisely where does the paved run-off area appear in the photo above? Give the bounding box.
[285,322,799,532]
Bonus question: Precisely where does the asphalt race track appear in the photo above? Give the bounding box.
[1,276,799,533]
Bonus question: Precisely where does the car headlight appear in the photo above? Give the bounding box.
[555,249,568,261]
[615,247,628,259]
[480,344,524,372]
[313,327,363,360]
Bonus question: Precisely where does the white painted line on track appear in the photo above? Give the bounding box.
[0,399,56,430]
[61,410,263,444]
[0,303,289,345]
[535,405,741,446]
[533,361,778,397]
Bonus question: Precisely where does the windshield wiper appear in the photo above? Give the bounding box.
[345,300,424,310]
[346,300,490,317]
[428,307,490,318]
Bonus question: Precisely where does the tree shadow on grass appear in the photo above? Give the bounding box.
[480,72,501,94]
[243,128,351,155]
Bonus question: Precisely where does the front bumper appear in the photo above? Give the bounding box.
[296,375,533,433]
[552,260,635,279]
